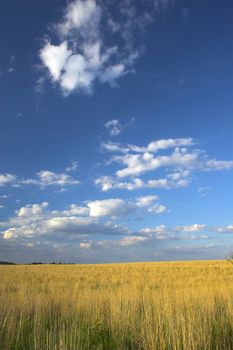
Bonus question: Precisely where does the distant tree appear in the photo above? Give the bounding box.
[31,262,43,265]
[0,261,16,265]
[226,252,233,265]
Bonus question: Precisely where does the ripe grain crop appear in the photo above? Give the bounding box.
[1,260,233,349]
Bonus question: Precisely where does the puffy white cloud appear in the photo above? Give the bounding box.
[140,225,167,235]
[17,202,48,218]
[87,198,135,218]
[23,170,80,187]
[147,138,193,153]
[40,41,72,81]
[62,204,90,216]
[136,195,158,207]
[0,168,80,189]
[39,0,126,94]
[87,195,162,218]
[39,0,174,94]
[115,148,199,178]
[1,201,130,240]
[0,174,16,186]
[97,138,233,193]
[148,204,169,214]
[3,228,17,239]
[95,170,191,192]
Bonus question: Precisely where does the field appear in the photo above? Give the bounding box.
[1,261,233,350]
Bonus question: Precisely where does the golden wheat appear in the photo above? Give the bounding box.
[1,260,233,349]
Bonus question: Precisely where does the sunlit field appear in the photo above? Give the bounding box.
[1,261,233,350]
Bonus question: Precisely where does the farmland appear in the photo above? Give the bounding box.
[1,260,233,349]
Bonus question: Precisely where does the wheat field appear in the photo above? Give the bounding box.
[1,260,233,350]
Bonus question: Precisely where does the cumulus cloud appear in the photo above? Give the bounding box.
[34,170,80,187]
[148,204,169,214]
[96,137,233,191]
[140,225,167,235]
[0,195,167,242]
[115,148,199,178]
[95,170,191,192]
[87,195,163,218]
[0,169,80,189]
[87,198,134,218]
[17,202,49,218]
[39,0,173,94]
[136,195,158,207]
[1,201,130,240]
[0,174,16,186]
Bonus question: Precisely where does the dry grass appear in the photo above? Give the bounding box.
[1,260,233,349]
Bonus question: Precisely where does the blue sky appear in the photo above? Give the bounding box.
[0,0,233,263]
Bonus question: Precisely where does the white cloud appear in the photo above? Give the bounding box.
[136,195,158,207]
[105,119,123,136]
[39,0,173,94]
[115,148,199,178]
[23,170,80,187]
[118,235,149,246]
[148,204,169,214]
[87,195,161,218]
[147,138,193,152]
[58,0,101,36]
[95,170,191,192]
[40,41,72,81]
[87,198,135,218]
[80,241,91,249]
[17,202,49,218]
[205,159,233,171]
[102,138,194,154]
[140,225,167,235]
[3,228,17,239]
[39,0,125,94]
[66,161,79,172]
[1,201,130,240]
[215,225,233,233]
[174,224,206,232]
[0,174,16,186]
[97,138,233,192]
[0,168,80,189]
[62,204,90,216]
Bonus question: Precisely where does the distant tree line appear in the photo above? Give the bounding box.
[0,261,77,265]
[0,261,16,265]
